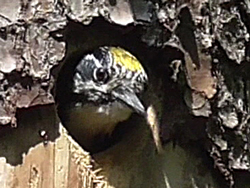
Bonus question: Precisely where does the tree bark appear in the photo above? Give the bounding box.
[0,0,249,188]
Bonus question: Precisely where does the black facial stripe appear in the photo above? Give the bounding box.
[93,47,112,67]
[93,48,106,61]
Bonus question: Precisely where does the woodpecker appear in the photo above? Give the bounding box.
[56,46,148,153]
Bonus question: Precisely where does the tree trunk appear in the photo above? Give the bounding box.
[0,0,249,188]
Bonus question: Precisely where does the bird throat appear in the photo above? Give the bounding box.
[68,102,133,152]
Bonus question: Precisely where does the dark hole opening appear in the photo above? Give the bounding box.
[54,17,186,153]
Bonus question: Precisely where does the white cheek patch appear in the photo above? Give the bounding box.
[73,72,85,93]
[74,79,112,96]
[73,79,96,94]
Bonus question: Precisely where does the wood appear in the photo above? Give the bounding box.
[0,104,103,188]
[0,0,250,187]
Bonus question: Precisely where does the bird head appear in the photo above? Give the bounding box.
[57,46,148,152]
[71,47,148,117]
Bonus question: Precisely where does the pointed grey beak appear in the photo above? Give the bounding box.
[112,88,146,115]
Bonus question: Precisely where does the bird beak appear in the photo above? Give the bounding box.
[112,89,146,115]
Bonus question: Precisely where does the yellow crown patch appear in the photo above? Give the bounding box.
[110,47,144,72]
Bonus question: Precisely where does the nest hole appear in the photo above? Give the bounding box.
[54,17,185,153]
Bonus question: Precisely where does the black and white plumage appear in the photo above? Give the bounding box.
[56,46,148,153]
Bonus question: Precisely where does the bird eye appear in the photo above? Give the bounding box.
[93,68,109,83]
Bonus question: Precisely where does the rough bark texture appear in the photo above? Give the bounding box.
[0,0,250,188]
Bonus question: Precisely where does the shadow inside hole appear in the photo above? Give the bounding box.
[0,104,59,166]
